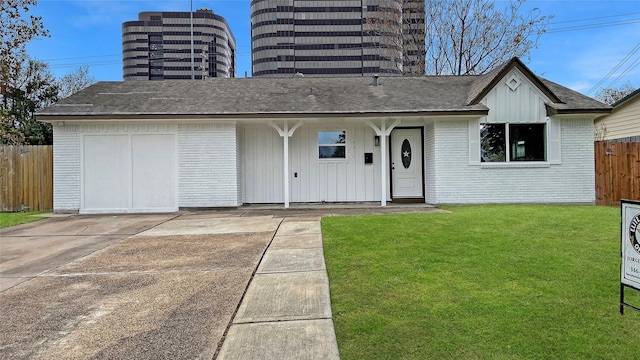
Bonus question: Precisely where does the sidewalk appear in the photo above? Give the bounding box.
[217,216,340,359]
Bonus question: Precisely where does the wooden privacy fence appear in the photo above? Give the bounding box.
[595,141,640,206]
[0,145,53,212]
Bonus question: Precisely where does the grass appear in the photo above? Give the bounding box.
[322,205,640,359]
[0,211,47,229]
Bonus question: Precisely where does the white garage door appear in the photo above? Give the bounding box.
[82,133,177,213]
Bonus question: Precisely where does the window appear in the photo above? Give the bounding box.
[509,124,545,161]
[480,124,506,162]
[481,123,546,162]
[318,130,346,159]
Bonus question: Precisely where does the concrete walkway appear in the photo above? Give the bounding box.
[217,216,340,359]
[2,205,440,359]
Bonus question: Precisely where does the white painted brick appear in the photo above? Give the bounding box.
[424,123,436,203]
[52,125,80,212]
[178,123,240,207]
[429,119,595,204]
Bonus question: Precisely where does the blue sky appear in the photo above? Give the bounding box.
[26,0,640,96]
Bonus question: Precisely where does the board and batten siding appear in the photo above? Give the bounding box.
[290,124,381,202]
[595,94,640,140]
[178,122,240,207]
[236,126,244,206]
[52,124,81,212]
[242,123,382,204]
[430,117,595,204]
[242,125,285,203]
[482,68,548,124]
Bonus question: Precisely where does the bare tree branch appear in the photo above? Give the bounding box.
[364,0,426,76]
[594,82,637,105]
[426,0,551,75]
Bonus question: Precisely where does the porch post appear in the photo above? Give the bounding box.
[380,120,387,207]
[366,119,402,207]
[283,120,290,208]
[269,120,303,209]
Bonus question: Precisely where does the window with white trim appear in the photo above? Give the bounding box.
[481,123,546,162]
[318,130,346,159]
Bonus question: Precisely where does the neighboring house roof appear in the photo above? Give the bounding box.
[594,86,640,141]
[611,87,640,108]
[37,58,610,120]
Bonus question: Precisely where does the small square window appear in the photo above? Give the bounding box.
[318,130,346,159]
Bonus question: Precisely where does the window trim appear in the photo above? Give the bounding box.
[478,121,550,166]
[318,130,347,160]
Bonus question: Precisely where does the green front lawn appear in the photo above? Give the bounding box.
[323,205,640,359]
[0,212,47,229]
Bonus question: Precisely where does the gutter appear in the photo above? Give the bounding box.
[36,109,490,122]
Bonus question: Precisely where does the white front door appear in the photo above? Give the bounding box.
[391,128,423,199]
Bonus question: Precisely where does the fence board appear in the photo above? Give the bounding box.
[595,141,609,206]
[0,145,53,212]
[595,141,640,206]
[633,144,640,201]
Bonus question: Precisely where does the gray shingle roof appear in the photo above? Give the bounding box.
[37,59,610,119]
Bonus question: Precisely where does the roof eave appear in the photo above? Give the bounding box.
[611,88,640,108]
[545,104,612,116]
[36,109,490,122]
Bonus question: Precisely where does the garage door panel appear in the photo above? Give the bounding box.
[132,134,176,209]
[83,135,130,211]
[81,131,177,214]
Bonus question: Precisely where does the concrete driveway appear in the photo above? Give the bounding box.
[0,213,281,359]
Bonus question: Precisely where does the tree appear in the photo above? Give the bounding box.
[58,65,96,99]
[0,109,24,144]
[425,0,551,75]
[364,0,426,76]
[2,53,59,145]
[1,0,50,144]
[1,55,96,144]
[594,82,637,106]
[1,0,49,83]
[594,123,608,141]
[401,0,427,76]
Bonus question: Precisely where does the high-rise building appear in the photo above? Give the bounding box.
[122,8,236,80]
[401,0,426,76]
[250,0,425,77]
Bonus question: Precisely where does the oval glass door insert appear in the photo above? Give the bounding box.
[401,139,412,169]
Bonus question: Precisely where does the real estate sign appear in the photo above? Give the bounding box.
[621,201,640,314]
[622,201,640,290]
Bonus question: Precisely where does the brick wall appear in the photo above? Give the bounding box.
[52,125,81,212]
[424,123,436,203]
[178,122,240,207]
[430,118,595,204]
